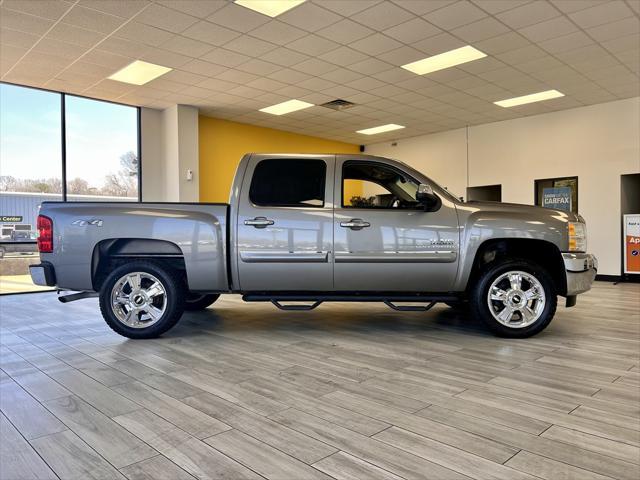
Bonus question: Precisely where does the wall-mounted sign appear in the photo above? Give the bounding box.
[542,187,572,212]
[1,216,23,222]
[624,214,640,275]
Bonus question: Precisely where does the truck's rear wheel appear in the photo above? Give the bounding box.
[99,261,185,339]
[471,259,556,338]
[184,293,220,311]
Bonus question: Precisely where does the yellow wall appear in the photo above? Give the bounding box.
[199,116,361,203]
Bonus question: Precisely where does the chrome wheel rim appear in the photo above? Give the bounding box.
[111,272,167,329]
[487,270,545,329]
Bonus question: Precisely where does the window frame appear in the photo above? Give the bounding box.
[0,81,142,202]
[249,158,327,209]
[341,160,423,211]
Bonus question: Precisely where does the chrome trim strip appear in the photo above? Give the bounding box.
[335,251,457,263]
[240,252,329,263]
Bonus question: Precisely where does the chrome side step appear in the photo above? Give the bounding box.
[58,291,99,303]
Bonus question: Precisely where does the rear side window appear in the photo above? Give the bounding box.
[249,159,326,207]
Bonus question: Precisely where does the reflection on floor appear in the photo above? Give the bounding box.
[0,274,51,294]
[0,281,638,480]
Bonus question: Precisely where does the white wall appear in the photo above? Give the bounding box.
[140,107,164,202]
[366,97,640,276]
[140,105,199,202]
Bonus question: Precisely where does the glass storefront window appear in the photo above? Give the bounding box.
[0,83,140,293]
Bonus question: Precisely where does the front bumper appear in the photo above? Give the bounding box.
[29,263,56,287]
[563,253,597,296]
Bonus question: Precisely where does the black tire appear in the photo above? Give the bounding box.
[184,293,220,311]
[99,261,185,339]
[470,258,557,338]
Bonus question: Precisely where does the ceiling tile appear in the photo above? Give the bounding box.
[287,34,341,56]
[376,45,426,66]
[496,1,561,29]
[81,0,148,17]
[260,47,309,67]
[351,1,415,30]
[135,3,198,33]
[587,17,640,42]
[470,0,531,14]
[181,21,241,46]
[180,59,228,77]
[568,0,634,28]
[291,57,340,76]
[62,4,125,34]
[519,15,578,42]
[391,0,457,15]
[318,46,369,67]
[383,17,442,43]
[46,22,102,47]
[236,58,282,76]
[139,48,192,68]
[316,19,375,44]
[475,31,531,54]
[156,0,226,17]
[3,0,73,21]
[349,33,403,56]
[249,20,308,45]
[0,7,55,35]
[319,67,364,83]
[161,35,215,58]
[413,31,467,54]
[278,2,342,32]
[223,35,278,57]
[115,22,174,46]
[200,48,251,68]
[0,27,40,50]
[98,36,150,57]
[346,57,394,75]
[317,0,383,16]
[267,68,312,85]
[424,0,487,29]
[538,30,593,54]
[451,16,509,42]
[207,3,270,33]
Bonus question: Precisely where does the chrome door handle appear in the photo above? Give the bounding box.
[244,217,274,228]
[340,219,370,230]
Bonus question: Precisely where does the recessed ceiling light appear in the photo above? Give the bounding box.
[259,99,314,115]
[494,90,565,107]
[108,60,172,85]
[401,45,487,75]
[234,0,306,17]
[357,124,405,135]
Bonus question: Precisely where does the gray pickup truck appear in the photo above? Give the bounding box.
[30,153,596,339]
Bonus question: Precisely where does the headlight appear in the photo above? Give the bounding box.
[568,222,587,252]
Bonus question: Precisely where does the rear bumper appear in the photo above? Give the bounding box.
[563,253,597,296]
[29,263,56,287]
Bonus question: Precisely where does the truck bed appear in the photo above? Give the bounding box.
[38,202,230,292]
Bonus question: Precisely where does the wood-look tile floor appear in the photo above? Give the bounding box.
[1,281,638,480]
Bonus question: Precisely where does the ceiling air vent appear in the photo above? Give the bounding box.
[320,99,356,111]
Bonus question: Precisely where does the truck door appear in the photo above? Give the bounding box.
[333,157,459,292]
[236,154,335,291]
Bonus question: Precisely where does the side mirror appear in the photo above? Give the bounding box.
[416,184,440,211]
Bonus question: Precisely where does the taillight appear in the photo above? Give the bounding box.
[37,215,53,253]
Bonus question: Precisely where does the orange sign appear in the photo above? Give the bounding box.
[624,214,640,274]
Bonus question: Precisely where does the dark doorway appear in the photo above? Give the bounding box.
[467,184,501,202]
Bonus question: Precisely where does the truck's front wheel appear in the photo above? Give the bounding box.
[471,259,557,338]
[99,261,185,339]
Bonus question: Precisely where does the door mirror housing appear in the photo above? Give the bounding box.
[416,184,440,211]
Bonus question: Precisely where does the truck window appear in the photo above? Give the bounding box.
[343,161,420,209]
[249,159,326,208]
